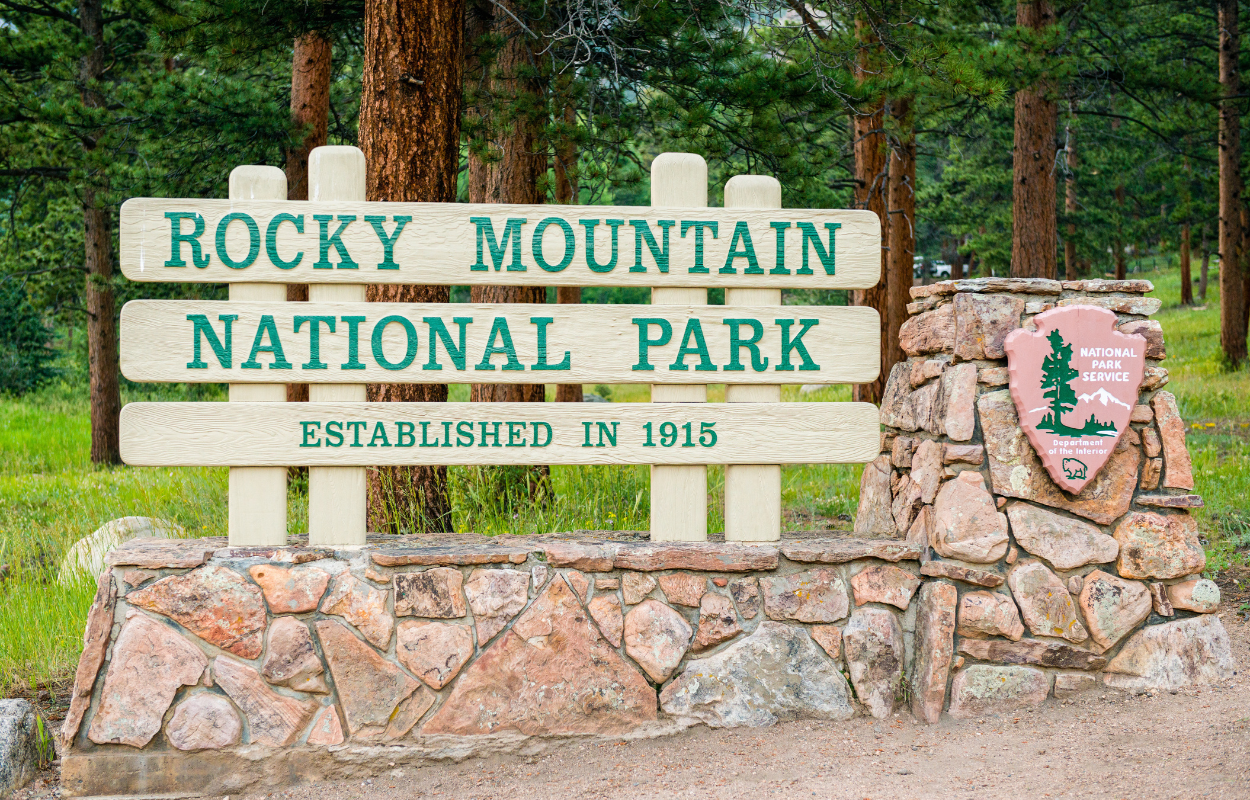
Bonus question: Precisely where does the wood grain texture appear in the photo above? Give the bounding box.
[649,153,710,542]
[119,301,881,385]
[119,401,881,466]
[305,146,367,546]
[119,199,880,289]
[227,166,288,547]
[724,174,782,542]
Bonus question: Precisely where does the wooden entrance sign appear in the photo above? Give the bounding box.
[119,302,880,385]
[116,148,882,545]
[119,402,880,466]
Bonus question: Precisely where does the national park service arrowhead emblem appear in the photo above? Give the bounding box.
[1003,305,1147,494]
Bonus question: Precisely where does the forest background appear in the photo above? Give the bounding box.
[3,0,1250,689]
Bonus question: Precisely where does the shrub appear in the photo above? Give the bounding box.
[0,281,60,395]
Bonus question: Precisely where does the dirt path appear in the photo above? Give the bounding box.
[14,615,1250,800]
[241,614,1250,800]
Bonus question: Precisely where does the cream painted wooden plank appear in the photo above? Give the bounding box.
[724,174,783,543]
[650,153,709,542]
[227,166,288,547]
[119,301,882,385]
[305,146,367,547]
[119,199,880,289]
[119,401,882,466]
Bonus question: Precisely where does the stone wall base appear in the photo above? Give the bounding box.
[60,523,1234,797]
[63,724,691,798]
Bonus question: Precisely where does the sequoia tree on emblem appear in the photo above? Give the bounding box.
[1003,305,1147,494]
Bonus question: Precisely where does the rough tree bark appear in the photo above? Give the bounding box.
[467,0,549,500]
[553,99,582,403]
[358,0,464,532]
[80,0,119,464]
[1011,0,1058,280]
[284,32,332,404]
[851,18,890,404]
[1200,224,1211,302]
[1180,224,1193,305]
[464,0,492,204]
[1219,0,1246,365]
[885,96,915,383]
[1063,115,1078,281]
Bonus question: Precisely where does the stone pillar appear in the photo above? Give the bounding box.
[862,277,1227,721]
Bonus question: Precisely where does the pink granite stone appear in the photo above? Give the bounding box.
[423,576,656,734]
[624,599,692,682]
[320,573,393,649]
[1008,560,1088,643]
[395,620,474,689]
[88,612,208,747]
[588,593,624,647]
[213,656,318,747]
[850,564,921,610]
[622,572,657,605]
[911,581,958,724]
[165,693,241,751]
[126,565,266,658]
[899,303,955,356]
[261,616,326,693]
[1077,570,1151,652]
[658,573,706,607]
[957,591,1025,641]
[306,705,344,746]
[394,568,467,618]
[1113,511,1206,580]
[315,620,419,739]
[760,569,849,623]
[954,293,1025,360]
[692,592,741,651]
[464,568,529,644]
[247,564,330,614]
[62,568,115,748]
[1151,391,1194,490]
[930,472,1009,563]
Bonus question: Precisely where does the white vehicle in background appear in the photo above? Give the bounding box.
[913,257,953,279]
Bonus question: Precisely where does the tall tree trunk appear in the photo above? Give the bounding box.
[284,32,332,405]
[1063,115,1078,281]
[1200,223,1211,302]
[1180,224,1193,305]
[80,0,119,464]
[1220,0,1247,365]
[554,99,582,403]
[464,0,493,203]
[286,33,332,204]
[358,0,464,532]
[885,96,915,385]
[851,18,890,404]
[468,0,549,499]
[1011,0,1058,280]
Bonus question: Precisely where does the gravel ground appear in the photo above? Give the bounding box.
[13,614,1249,800]
[238,614,1250,800]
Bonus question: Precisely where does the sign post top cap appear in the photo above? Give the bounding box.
[309,146,366,202]
[725,175,782,209]
[228,166,286,201]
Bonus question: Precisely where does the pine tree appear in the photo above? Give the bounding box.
[1038,329,1080,434]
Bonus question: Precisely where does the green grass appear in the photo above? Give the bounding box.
[1133,261,1250,572]
[3,266,1248,691]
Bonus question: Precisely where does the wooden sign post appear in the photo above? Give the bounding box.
[117,148,883,546]
[226,166,288,546]
[723,174,783,542]
[306,147,368,547]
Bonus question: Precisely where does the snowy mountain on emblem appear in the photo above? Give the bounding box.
[1077,387,1131,410]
